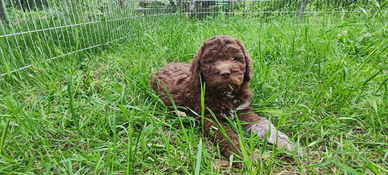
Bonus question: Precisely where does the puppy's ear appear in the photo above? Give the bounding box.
[236,39,252,82]
[190,40,207,86]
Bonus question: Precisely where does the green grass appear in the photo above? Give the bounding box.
[1,12,388,174]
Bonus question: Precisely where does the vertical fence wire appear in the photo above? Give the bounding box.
[0,0,385,78]
[35,0,53,61]
[36,0,53,62]
[22,0,39,63]
[9,2,27,67]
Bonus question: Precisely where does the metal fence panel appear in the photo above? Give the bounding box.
[0,0,384,78]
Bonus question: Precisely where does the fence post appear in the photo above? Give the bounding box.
[0,0,7,23]
[297,0,308,20]
[179,0,182,13]
[119,0,125,9]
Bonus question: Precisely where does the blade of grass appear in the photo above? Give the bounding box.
[234,114,254,173]
[1,97,31,161]
[332,160,363,175]
[67,75,80,134]
[194,138,202,175]
[200,76,205,137]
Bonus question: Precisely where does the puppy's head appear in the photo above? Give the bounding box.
[190,36,252,93]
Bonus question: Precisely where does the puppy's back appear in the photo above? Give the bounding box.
[151,63,191,107]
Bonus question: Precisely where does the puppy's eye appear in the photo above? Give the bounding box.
[209,59,215,63]
[233,57,238,61]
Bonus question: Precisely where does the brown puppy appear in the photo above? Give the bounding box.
[151,36,294,164]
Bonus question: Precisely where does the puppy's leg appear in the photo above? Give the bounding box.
[202,114,242,166]
[239,113,294,150]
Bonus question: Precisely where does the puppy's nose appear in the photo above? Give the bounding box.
[220,70,231,79]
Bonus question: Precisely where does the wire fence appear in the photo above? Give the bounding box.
[0,0,385,78]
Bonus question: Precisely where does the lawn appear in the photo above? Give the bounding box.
[0,12,387,174]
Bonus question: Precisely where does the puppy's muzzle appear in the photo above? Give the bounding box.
[217,62,232,79]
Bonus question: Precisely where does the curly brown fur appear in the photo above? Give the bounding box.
[151,36,294,165]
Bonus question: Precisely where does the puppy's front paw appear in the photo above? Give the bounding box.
[246,118,295,150]
[274,132,295,150]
